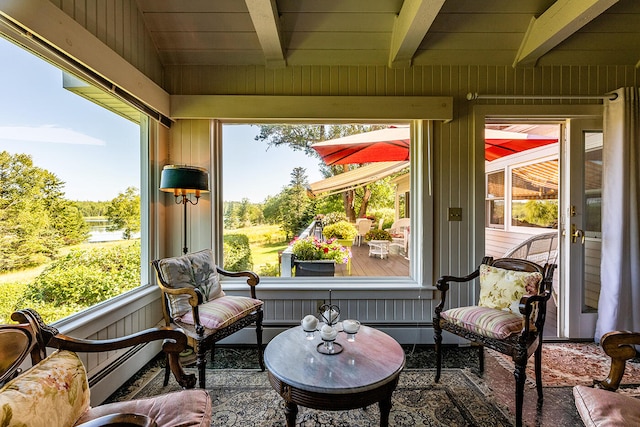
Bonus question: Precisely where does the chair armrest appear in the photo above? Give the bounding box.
[594,330,640,391]
[75,413,157,427]
[156,280,203,306]
[217,267,260,299]
[434,257,493,316]
[11,309,197,389]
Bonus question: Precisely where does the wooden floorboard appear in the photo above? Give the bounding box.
[334,241,409,277]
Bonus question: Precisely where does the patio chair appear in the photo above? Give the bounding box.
[355,219,372,246]
[152,249,265,388]
[386,218,410,254]
[433,257,556,427]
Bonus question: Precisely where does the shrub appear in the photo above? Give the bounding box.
[22,241,141,311]
[258,263,280,277]
[365,229,392,241]
[223,234,253,271]
[321,212,348,226]
[322,221,357,240]
[0,281,28,323]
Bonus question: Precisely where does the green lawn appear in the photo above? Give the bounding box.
[225,224,289,275]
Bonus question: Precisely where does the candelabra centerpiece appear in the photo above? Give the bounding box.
[300,290,360,355]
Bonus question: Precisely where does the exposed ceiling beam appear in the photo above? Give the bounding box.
[513,0,619,67]
[388,0,445,68]
[245,0,286,68]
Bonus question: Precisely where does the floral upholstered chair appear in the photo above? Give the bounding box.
[152,249,264,388]
[433,256,556,427]
[0,308,210,427]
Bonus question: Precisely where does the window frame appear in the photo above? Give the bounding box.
[485,148,559,234]
[212,119,433,288]
[0,32,151,325]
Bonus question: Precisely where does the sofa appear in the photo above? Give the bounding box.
[0,308,212,427]
[573,331,640,426]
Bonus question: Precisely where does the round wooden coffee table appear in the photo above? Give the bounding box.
[264,324,405,427]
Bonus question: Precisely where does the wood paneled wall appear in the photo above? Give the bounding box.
[49,0,164,86]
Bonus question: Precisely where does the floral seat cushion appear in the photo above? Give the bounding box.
[0,350,90,427]
[157,249,224,317]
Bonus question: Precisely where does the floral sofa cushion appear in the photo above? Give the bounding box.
[0,350,90,427]
[478,264,542,314]
[158,249,225,317]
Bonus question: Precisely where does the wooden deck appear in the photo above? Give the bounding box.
[334,241,410,277]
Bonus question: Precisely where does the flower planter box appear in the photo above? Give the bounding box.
[293,260,336,277]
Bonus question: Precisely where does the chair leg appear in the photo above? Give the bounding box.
[434,321,443,383]
[256,312,265,371]
[514,361,526,427]
[478,345,485,374]
[196,344,207,389]
[163,353,171,386]
[535,342,544,407]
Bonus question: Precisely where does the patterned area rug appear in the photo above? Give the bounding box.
[487,342,640,392]
[120,368,513,426]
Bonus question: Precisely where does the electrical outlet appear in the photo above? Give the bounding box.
[448,207,462,221]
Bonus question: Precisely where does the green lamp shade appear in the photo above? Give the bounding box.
[160,165,209,194]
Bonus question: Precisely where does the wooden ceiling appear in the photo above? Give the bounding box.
[134,0,640,68]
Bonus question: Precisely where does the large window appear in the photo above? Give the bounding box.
[0,37,143,323]
[221,123,412,279]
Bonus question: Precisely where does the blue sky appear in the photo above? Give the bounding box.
[0,37,323,203]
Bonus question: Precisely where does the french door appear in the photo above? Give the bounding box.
[559,119,603,339]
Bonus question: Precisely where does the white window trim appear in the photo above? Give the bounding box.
[212,119,434,288]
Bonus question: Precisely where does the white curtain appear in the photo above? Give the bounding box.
[595,87,640,342]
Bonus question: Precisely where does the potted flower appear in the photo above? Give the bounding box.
[322,220,358,247]
[291,236,351,276]
[365,228,392,242]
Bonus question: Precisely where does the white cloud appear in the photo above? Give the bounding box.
[0,125,105,146]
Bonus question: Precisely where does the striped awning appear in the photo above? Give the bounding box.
[308,161,409,198]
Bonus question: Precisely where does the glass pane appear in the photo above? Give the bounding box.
[486,171,504,198]
[222,124,411,278]
[488,200,504,225]
[0,37,142,324]
[583,131,603,312]
[511,160,558,228]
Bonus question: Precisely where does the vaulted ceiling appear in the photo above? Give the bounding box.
[135,0,640,69]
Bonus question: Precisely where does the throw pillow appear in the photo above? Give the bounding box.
[158,249,224,318]
[478,264,542,314]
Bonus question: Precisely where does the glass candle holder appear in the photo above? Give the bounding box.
[342,319,360,342]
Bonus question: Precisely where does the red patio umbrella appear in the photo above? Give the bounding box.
[485,129,558,161]
[311,126,410,165]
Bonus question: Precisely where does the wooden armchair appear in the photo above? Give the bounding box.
[1,308,211,427]
[152,249,265,388]
[433,257,556,427]
[573,331,640,426]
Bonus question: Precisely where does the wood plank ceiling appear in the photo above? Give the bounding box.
[134,0,640,69]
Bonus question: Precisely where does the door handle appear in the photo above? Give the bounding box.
[571,224,585,244]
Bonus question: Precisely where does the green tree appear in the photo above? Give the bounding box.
[279,167,316,239]
[255,124,389,221]
[0,151,87,271]
[51,200,90,245]
[106,187,140,239]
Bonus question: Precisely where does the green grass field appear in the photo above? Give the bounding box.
[225,224,289,274]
